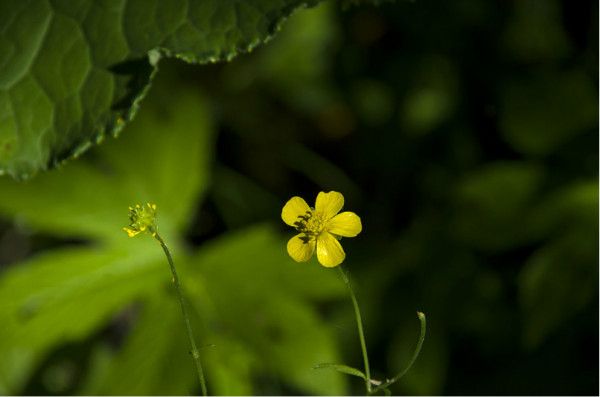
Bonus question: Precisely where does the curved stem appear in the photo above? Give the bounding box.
[155,233,208,396]
[338,267,372,393]
[370,312,426,395]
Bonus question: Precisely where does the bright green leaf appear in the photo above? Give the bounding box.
[87,293,198,395]
[187,225,347,394]
[0,244,165,393]
[189,225,345,301]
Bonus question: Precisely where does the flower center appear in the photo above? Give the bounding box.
[293,209,325,242]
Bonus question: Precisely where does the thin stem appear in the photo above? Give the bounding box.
[154,233,208,396]
[338,267,372,393]
[370,312,427,395]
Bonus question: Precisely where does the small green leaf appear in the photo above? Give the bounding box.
[313,363,366,380]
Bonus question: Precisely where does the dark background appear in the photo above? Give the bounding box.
[192,0,599,393]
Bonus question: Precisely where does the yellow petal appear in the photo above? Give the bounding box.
[287,234,316,262]
[123,227,140,237]
[327,211,362,237]
[282,196,311,227]
[316,232,346,267]
[314,191,344,220]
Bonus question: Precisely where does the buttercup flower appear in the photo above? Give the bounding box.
[281,191,362,267]
[123,203,158,237]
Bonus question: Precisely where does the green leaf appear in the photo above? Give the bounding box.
[503,0,571,61]
[187,225,347,394]
[519,226,597,348]
[86,290,256,396]
[201,336,256,396]
[86,293,197,395]
[454,161,543,251]
[499,71,596,156]
[0,0,323,178]
[189,225,345,301]
[526,181,598,241]
[0,244,165,393]
[0,75,213,242]
[313,363,366,380]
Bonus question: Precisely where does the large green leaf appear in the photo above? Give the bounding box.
[0,0,323,178]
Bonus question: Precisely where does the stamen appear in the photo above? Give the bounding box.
[293,209,326,242]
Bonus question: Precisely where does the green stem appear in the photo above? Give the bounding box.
[338,267,372,394]
[155,233,208,396]
[370,312,427,395]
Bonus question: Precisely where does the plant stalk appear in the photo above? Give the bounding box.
[155,233,208,396]
[338,267,372,394]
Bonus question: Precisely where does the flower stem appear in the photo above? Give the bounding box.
[369,312,427,395]
[154,233,208,396]
[337,267,372,394]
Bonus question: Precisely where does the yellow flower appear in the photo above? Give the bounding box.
[281,191,362,267]
[123,203,158,237]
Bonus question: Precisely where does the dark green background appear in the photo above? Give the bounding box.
[0,0,597,394]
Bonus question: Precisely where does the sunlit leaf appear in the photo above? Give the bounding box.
[0,244,164,393]
[87,292,197,395]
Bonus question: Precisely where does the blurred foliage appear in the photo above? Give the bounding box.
[0,0,598,395]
